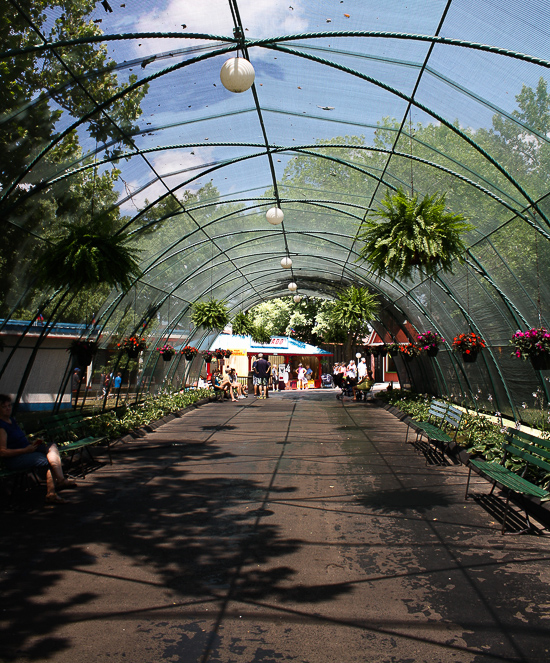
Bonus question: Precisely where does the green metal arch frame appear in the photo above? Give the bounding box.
[4,30,548,231]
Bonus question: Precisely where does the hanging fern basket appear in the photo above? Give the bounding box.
[358,189,473,281]
[191,299,230,331]
[232,311,255,337]
[35,222,142,292]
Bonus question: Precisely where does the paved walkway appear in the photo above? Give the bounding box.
[2,391,550,662]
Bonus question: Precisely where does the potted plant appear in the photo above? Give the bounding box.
[35,221,142,292]
[224,349,233,358]
[399,343,420,361]
[510,328,550,370]
[386,342,402,355]
[250,325,272,345]
[119,335,147,359]
[68,339,98,366]
[214,347,225,360]
[357,188,472,281]
[232,311,255,337]
[202,350,214,363]
[417,330,445,357]
[158,344,176,361]
[181,345,198,360]
[452,332,486,363]
[191,299,230,331]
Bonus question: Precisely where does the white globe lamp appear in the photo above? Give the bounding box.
[266,207,284,225]
[288,282,297,292]
[281,256,292,269]
[293,295,302,303]
[220,57,255,93]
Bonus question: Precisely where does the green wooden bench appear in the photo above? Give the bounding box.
[0,460,42,499]
[405,399,449,444]
[406,400,463,459]
[41,411,109,475]
[465,427,550,534]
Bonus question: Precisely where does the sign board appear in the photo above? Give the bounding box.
[250,336,288,349]
[230,349,247,356]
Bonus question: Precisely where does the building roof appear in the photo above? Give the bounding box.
[211,334,333,356]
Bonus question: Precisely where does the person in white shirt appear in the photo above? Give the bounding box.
[297,364,308,390]
[358,357,367,380]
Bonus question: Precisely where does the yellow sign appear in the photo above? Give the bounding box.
[230,349,247,356]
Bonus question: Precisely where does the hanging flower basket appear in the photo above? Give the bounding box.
[181,345,198,360]
[158,344,176,361]
[386,342,401,355]
[214,348,225,359]
[202,351,214,363]
[119,335,147,359]
[417,331,445,358]
[224,349,232,358]
[399,344,420,361]
[462,351,478,363]
[510,328,550,370]
[452,332,485,363]
[530,354,550,371]
[68,339,98,366]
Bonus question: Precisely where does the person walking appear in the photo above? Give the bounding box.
[253,353,271,399]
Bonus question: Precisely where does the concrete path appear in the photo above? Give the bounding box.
[2,391,550,662]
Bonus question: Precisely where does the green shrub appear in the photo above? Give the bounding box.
[86,388,213,439]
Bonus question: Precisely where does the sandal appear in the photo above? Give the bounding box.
[46,494,67,504]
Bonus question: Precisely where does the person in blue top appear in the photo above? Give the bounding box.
[0,394,76,504]
[114,372,122,389]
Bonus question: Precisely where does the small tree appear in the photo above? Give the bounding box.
[329,285,379,357]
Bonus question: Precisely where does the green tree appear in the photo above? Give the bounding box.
[1,0,148,314]
[329,285,379,357]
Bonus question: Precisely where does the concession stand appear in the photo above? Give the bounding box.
[210,334,333,389]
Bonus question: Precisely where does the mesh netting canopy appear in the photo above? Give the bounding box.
[2,0,550,418]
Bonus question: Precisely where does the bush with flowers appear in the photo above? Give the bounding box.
[452,332,486,356]
[202,350,214,362]
[510,328,550,360]
[158,343,176,359]
[417,330,444,351]
[181,345,198,358]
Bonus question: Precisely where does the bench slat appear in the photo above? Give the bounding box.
[469,459,550,501]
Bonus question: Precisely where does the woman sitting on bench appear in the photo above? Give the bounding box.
[0,394,77,504]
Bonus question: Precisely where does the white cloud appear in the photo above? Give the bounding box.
[134,0,309,53]
[120,146,215,211]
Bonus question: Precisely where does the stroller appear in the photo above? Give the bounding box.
[336,377,354,400]
[321,373,334,388]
